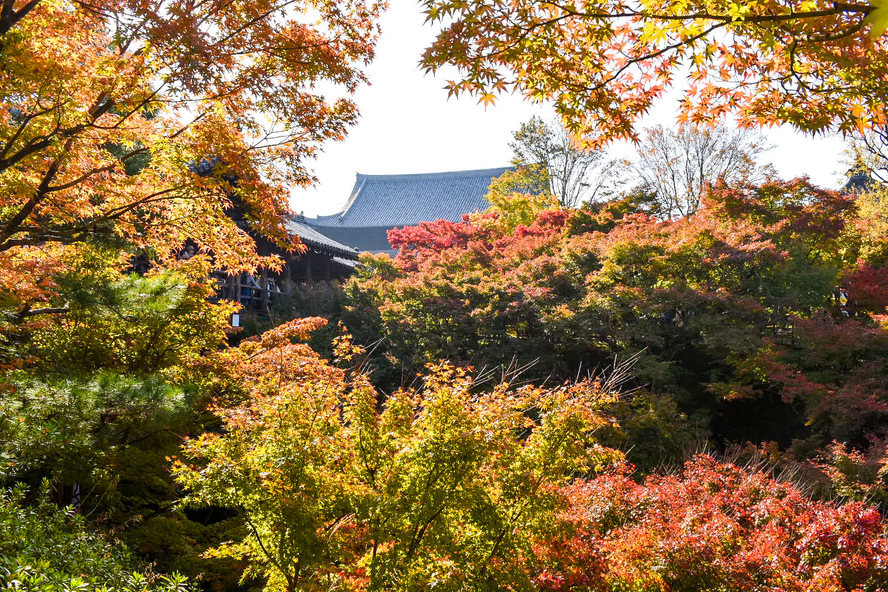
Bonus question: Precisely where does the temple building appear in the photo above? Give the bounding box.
[214,166,508,314]
[186,158,362,315]
[306,167,510,254]
[215,216,359,312]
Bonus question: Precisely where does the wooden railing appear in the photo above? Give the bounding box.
[213,272,284,311]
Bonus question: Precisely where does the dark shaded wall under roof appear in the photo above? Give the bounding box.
[307,226,396,255]
[307,167,510,254]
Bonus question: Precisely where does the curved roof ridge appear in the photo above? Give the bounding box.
[354,167,510,182]
[339,174,368,219]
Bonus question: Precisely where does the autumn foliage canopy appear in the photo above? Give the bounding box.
[349,180,888,457]
[421,0,888,142]
[536,456,888,591]
[0,0,383,317]
[3,0,888,590]
[173,317,623,591]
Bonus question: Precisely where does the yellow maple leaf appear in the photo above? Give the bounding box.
[479,92,498,107]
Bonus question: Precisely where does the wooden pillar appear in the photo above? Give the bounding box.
[226,274,236,302]
[283,256,295,294]
[260,268,269,310]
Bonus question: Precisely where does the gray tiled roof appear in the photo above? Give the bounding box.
[843,171,876,194]
[309,167,510,228]
[286,218,359,259]
[188,157,219,177]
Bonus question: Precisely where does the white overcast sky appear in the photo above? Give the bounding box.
[293,0,850,217]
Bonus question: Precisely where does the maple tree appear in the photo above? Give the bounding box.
[534,455,888,591]
[812,440,888,507]
[0,3,385,539]
[5,1,888,585]
[347,177,888,459]
[845,184,888,263]
[0,0,386,553]
[420,0,888,143]
[478,168,561,232]
[173,318,622,592]
[0,0,383,321]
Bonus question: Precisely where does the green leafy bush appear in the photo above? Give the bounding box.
[0,483,190,592]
